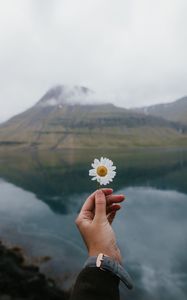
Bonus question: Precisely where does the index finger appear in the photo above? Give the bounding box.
[81,188,113,212]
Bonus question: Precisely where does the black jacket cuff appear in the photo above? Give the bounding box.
[70,267,120,300]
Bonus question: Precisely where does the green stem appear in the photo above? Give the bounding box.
[97,181,100,190]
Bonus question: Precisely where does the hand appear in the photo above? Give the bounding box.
[75,188,125,263]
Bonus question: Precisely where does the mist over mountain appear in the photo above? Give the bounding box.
[0,85,187,150]
[36,85,95,107]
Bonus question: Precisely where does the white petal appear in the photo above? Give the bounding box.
[111,166,116,171]
[100,180,106,186]
[103,157,108,165]
[102,174,110,181]
[102,182,108,185]
[95,175,101,181]
[91,177,97,181]
[107,159,113,167]
[105,159,111,168]
[100,177,110,185]
[100,157,105,164]
[89,169,97,176]
[97,177,102,184]
[92,158,100,168]
[111,170,116,174]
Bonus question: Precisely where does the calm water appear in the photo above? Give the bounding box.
[0,148,187,299]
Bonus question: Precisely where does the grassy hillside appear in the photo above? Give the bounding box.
[0,89,187,150]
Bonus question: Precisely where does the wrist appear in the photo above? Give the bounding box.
[89,248,122,264]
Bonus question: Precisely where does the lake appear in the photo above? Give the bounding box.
[0,148,187,299]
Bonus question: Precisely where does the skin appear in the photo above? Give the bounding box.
[75,188,125,263]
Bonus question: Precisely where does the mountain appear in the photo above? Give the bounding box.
[133,96,187,124]
[0,85,187,150]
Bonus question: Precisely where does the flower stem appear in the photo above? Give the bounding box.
[97,181,100,190]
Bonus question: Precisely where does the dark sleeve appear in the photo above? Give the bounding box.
[70,267,120,300]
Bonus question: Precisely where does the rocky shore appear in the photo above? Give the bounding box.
[0,241,70,300]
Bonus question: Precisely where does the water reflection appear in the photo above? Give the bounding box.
[0,180,86,288]
[117,187,187,300]
[0,148,187,299]
[0,149,187,214]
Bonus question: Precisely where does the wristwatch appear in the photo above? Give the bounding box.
[84,253,133,289]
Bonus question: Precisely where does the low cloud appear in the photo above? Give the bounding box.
[0,0,187,121]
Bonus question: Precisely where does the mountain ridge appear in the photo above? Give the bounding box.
[0,86,187,150]
[132,96,187,125]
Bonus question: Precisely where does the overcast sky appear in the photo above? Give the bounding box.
[0,0,187,122]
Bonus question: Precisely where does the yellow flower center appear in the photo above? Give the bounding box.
[97,165,108,177]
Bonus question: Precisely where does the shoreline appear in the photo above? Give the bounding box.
[0,240,70,300]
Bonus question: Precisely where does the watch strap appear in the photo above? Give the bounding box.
[84,254,133,289]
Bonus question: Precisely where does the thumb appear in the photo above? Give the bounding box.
[94,190,107,221]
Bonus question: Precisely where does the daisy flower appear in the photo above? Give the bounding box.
[89,157,116,186]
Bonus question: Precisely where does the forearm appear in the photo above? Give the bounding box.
[70,267,120,300]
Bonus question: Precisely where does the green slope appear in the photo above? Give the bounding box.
[0,91,187,150]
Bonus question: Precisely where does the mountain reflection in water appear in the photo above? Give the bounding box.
[0,148,187,300]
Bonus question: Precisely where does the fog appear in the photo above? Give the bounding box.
[0,0,187,122]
